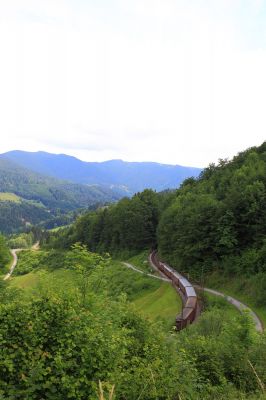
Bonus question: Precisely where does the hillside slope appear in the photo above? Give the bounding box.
[0,157,122,233]
[2,150,202,193]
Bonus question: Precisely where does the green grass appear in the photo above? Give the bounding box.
[123,252,188,328]
[9,269,78,299]
[0,192,21,203]
[133,282,182,329]
[125,250,158,275]
[205,273,266,328]
[9,271,42,290]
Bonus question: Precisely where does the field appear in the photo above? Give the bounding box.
[0,192,20,202]
[133,282,182,329]
[9,269,78,299]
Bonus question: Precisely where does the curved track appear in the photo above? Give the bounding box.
[123,256,264,333]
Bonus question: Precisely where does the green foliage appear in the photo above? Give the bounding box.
[156,144,266,299]
[66,243,111,305]
[3,269,266,400]
[14,250,44,275]
[0,291,182,399]
[44,189,159,254]
[8,232,34,249]
[0,234,10,269]
[14,249,69,276]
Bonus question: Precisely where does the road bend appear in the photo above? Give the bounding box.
[3,242,40,281]
[201,286,263,333]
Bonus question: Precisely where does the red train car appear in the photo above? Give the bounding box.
[149,251,198,331]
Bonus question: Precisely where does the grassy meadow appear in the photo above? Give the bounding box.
[0,192,21,202]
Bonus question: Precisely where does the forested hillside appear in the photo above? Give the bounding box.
[157,142,266,279]
[45,142,266,305]
[0,157,122,233]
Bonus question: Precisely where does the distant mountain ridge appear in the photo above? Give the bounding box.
[2,151,202,193]
[0,156,122,233]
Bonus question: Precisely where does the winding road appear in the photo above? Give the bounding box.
[122,260,264,333]
[3,249,21,281]
[3,242,39,281]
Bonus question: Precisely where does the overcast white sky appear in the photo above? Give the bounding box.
[0,0,265,167]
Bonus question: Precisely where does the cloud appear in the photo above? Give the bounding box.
[0,0,265,167]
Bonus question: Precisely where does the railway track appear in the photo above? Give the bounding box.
[124,252,264,333]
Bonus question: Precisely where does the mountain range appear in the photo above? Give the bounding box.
[0,157,122,233]
[0,150,201,233]
[2,150,201,193]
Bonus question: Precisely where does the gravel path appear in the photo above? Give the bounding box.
[122,262,171,282]
[202,287,264,333]
[3,242,40,281]
[3,249,21,281]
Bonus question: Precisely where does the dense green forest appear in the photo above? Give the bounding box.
[44,142,266,306]
[0,157,122,233]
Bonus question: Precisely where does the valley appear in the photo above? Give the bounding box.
[0,142,266,399]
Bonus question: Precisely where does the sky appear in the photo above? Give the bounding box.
[0,0,265,167]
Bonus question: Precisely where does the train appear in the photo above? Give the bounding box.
[149,251,198,330]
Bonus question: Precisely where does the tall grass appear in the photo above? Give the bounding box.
[98,381,115,400]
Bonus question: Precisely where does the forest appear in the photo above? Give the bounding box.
[44,142,266,307]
